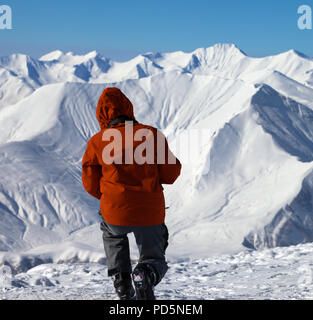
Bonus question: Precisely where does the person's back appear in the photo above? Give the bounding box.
[82,87,181,299]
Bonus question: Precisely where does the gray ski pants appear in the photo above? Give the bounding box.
[100,218,169,286]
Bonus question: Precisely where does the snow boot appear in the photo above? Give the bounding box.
[112,272,135,300]
[132,263,157,300]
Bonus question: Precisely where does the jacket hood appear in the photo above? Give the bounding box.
[96,87,136,129]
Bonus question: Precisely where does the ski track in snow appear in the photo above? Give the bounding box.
[1,242,313,300]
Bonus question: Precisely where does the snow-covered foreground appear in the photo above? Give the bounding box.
[2,243,313,300]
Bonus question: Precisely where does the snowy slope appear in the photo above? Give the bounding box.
[1,44,313,272]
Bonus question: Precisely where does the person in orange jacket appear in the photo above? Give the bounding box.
[82,87,181,300]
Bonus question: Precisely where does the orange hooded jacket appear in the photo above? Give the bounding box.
[82,87,181,226]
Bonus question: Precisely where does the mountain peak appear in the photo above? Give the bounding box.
[39,50,103,64]
[190,43,246,60]
[209,43,246,55]
[81,50,99,59]
[39,50,64,61]
[289,49,312,60]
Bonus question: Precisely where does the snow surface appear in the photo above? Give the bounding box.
[1,242,313,300]
[1,43,313,299]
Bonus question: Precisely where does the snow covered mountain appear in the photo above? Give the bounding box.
[1,43,313,271]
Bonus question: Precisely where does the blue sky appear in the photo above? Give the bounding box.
[0,0,312,60]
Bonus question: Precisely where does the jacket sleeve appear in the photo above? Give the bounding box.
[82,138,102,199]
[157,131,182,185]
